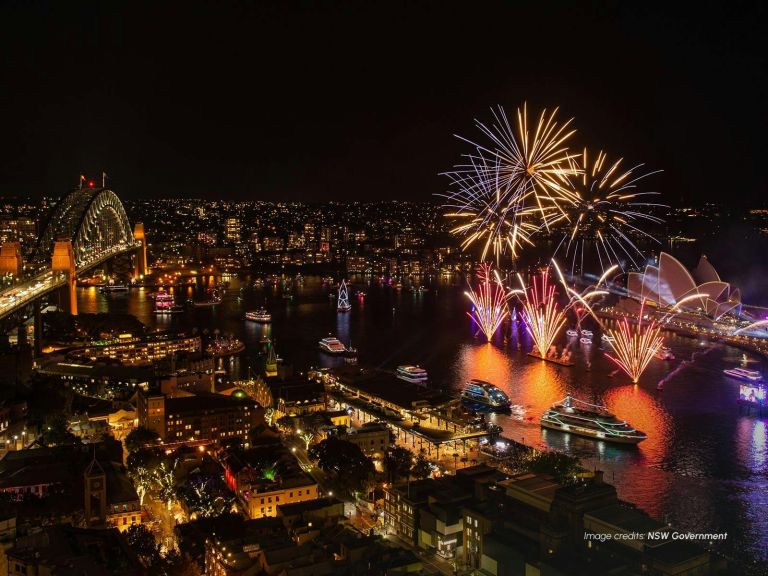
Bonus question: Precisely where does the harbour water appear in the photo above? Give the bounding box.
[77,274,768,566]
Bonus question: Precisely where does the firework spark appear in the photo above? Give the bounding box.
[604,316,664,383]
[516,267,568,358]
[465,264,510,341]
[440,104,579,262]
[552,149,665,272]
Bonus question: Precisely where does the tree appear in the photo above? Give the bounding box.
[39,414,81,447]
[524,450,581,483]
[410,451,432,480]
[155,459,179,511]
[125,524,160,568]
[384,446,413,483]
[125,426,160,453]
[310,438,375,497]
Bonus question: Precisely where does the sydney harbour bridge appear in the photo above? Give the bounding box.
[0,185,147,350]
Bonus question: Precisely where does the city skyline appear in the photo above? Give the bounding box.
[0,2,766,204]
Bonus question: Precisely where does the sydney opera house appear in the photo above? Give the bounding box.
[625,253,742,320]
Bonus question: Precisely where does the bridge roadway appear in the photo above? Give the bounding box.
[0,240,140,319]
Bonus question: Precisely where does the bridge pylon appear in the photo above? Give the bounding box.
[52,240,77,316]
[0,242,23,277]
[133,222,148,277]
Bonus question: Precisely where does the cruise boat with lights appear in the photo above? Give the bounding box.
[153,291,183,315]
[461,379,512,411]
[319,336,347,355]
[191,289,221,307]
[723,367,763,382]
[540,395,646,444]
[654,346,674,360]
[99,283,129,293]
[396,365,428,385]
[566,329,579,337]
[245,308,271,323]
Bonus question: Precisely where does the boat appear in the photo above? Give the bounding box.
[566,329,579,337]
[396,365,428,385]
[206,337,245,357]
[245,308,271,323]
[153,291,183,314]
[580,329,593,337]
[319,336,347,355]
[540,395,647,444]
[580,337,593,345]
[191,289,221,307]
[723,367,763,382]
[654,346,674,360]
[337,280,352,312]
[601,334,615,343]
[461,379,512,411]
[100,283,129,293]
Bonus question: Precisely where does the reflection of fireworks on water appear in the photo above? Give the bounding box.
[465,264,510,341]
[605,317,664,383]
[440,104,579,262]
[552,149,664,272]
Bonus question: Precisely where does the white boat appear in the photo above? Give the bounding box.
[654,346,674,361]
[566,329,579,337]
[580,337,593,345]
[245,308,271,323]
[153,291,183,314]
[541,395,646,444]
[100,283,129,292]
[581,329,593,337]
[319,336,347,355]
[337,280,352,312]
[396,365,428,385]
[601,334,615,343]
[723,367,763,382]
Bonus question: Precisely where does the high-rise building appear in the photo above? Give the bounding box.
[225,217,241,244]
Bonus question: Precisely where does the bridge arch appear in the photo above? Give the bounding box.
[34,188,135,268]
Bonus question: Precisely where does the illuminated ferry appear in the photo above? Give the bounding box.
[654,346,674,361]
[723,367,763,382]
[191,289,221,307]
[245,308,271,323]
[461,380,511,410]
[396,365,428,385]
[566,329,579,337]
[100,283,128,292]
[319,336,347,355]
[601,333,615,343]
[153,291,183,315]
[540,395,647,444]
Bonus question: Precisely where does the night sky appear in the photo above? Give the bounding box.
[0,1,765,204]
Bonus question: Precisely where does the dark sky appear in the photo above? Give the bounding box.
[0,1,765,204]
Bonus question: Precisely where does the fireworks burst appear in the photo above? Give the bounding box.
[465,264,510,341]
[440,104,579,262]
[516,267,568,358]
[552,149,665,272]
[516,261,608,359]
[604,317,664,383]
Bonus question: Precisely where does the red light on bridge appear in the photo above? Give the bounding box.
[87,180,95,188]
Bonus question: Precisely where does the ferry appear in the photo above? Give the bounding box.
[396,365,428,385]
[566,329,579,337]
[461,379,512,411]
[601,333,615,343]
[581,329,593,337]
[100,283,129,293]
[580,337,593,345]
[654,346,674,361]
[319,336,347,355]
[191,289,221,307]
[153,291,183,315]
[245,308,271,323]
[723,367,763,382]
[205,337,245,357]
[540,395,647,444]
